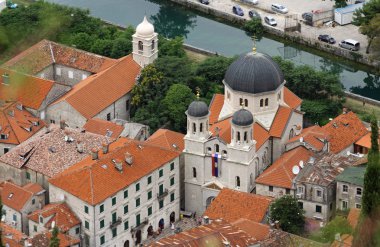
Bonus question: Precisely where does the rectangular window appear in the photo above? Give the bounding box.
[85,221,89,230]
[330,203,333,210]
[297,187,303,194]
[286,189,290,194]
[269,186,273,192]
[356,188,362,196]
[75,227,80,234]
[100,235,105,245]
[112,197,116,206]
[298,202,303,209]
[342,201,348,209]
[107,113,111,121]
[112,228,117,238]
[26,172,30,180]
[126,100,130,111]
[148,176,152,185]
[136,214,141,226]
[148,191,152,200]
[316,205,322,213]
[317,190,322,197]
[68,70,74,79]
[159,169,163,177]
[136,183,140,192]
[50,119,55,124]
[100,219,104,229]
[159,200,164,209]
[343,185,348,193]
[56,68,61,76]
[159,184,164,195]
[32,198,35,205]
[356,203,361,209]
[148,206,152,216]
[84,205,89,214]
[170,177,175,186]
[33,225,37,232]
[4,148,10,154]
[170,192,175,202]
[136,198,140,207]
[112,212,117,223]
[124,220,129,230]
[124,205,129,214]
[124,190,128,199]
[170,162,174,171]
[100,204,104,213]
[13,214,17,221]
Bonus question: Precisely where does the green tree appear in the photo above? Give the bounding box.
[310,216,352,243]
[270,195,305,234]
[243,18,264,37]
[90,39,113,57]
[70,32,95,51]
[369,115,379,155]
[359,14,380,54]
[49,226,60,247]
[335,0,347,8]
[110,38,132,58]
[195,56,235,83]
[353,0,380,26]
[162,84,195,132]
[158,36,186,58]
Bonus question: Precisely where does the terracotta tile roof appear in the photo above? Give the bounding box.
[1,223,27,247]
[83,118,124,138]
[28,203,80,232]
[31,231,80,247]
[148,219,258,247]
[147,129,185,153]
[330,234,353,247]
[0,125,112,178]
[22,183,45,194]
[232,218,270,241]
[3,39,117,75]
[256,146,313,189]
[283,87,302,109]
[209,94,224,124]
[347,208,361,229]
[49,138,180,205]
[355,132,380,150]
[203,188,272,223]
[0,68,55,110]
[0,101,45,145]
[210,118,270,150]
[0,181,42,212]
[288,125,330,151]
[269,106,293,138]
[322,112,368,154]
[53,55,141,119]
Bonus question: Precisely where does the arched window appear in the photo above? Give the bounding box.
[237,132,241,141]
[215,144,219,153]
[192,123,196,133]
[138,41,143,51]
[244,99,248,107]
[244,131,247,141]
[239,98,243,106]
[265,98,269,106]
[151,40,155,50]
[200,123,203,133]
[289,129,294,140]
[192,167,197,178]
[260,99,264,107]
[236,176,240,187]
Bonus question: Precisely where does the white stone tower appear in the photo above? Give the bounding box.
[132,16,158,67]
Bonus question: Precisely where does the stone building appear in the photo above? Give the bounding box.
[335,166,365,211]
[48,137,181,247]
[183,51,304,215]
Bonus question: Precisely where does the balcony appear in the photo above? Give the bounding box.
[157,189,169,200]
[131,218,149,233]
[109,217,122,228]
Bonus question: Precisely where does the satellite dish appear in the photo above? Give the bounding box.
[300,137,304,143]
[292,165,300,175]
[299,160,304,168]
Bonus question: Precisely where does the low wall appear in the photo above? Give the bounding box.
[345,91,380,107]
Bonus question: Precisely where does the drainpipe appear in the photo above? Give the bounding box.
[270,137,274,164]
[113,102,116,120]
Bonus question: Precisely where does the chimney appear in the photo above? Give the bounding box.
[114,159,123,171]
[2,73,10,85]
[60,120,66,130]
[102,142,109,154]
[91,148,98,160]
[16,103,23,111]
[125,152,133,165]
[77,140,84,153]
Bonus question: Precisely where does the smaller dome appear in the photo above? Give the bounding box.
[136,16,155,37]
[232,109,254,126]
[187,101,209,117]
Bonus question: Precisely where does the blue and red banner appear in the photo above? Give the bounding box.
[212,153,221,177]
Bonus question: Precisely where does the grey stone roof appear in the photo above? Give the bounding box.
[187,100,209,117]
[232,109,254,126]
[335,166,366,186]
[224,52,284,94]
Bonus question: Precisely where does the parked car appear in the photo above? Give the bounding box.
[232,5,244,16]
[199,0,209,5]
[241,0,258,5]
[271,3,288,14]
[339,39,360,51]
[264,16,277,26]
[318,34,336,44]
[249,10,261,19]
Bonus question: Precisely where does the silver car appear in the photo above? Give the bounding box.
[241,0,258,5]
[264,16,277,26]
[271,3,288,14]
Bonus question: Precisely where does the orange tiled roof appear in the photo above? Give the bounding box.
[0,181,43,212]
[28,203,80,232]
[49,138,180,205]
[53,55,141,119]
[148,219,258,247]
[330,234,353,247]
[283,87,302,109]
[232,218,270,241]
[0,68,54,110]
[347,208,361,229]
[269,106,293,138]
[355,132,380,150]
[322,112,368,154]
[147,129,185,153]
[203,188,272,223]
[288,125,330,151]
[1,223,27,247]
[210,118,270,150]
[31,231,80,247]
[3,39,117,75]
[0,101,45,145]
[256,146,313,189]
[209,94,224,124]
[83,118,124,138]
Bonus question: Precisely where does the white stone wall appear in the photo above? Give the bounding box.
[37,64,92,87]
[46,101,87,128]
[94,93,131,122]
[132,33,158,67]
[3,207,22,232]
[256,183,294,198]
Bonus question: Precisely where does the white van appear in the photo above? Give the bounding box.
[339,39,360,51]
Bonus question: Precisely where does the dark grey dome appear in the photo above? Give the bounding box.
[224,52,284,94]
[187,101,209,117]
[232,109,254,126]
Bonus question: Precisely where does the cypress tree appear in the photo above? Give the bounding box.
[369,115,379,156]
[49,226,60,247]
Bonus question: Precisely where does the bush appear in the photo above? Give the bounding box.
[243,18,264,37]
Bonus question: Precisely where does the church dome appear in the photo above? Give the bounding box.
[136,16,155,37]
[224,52,284,94]
[187,101,209,117]
[232,109,254,126]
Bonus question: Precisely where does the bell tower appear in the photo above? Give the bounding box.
[132,16,158,67]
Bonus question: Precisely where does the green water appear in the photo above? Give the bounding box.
[48,0,380,100]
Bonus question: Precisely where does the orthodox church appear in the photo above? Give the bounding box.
[183,48,304,215]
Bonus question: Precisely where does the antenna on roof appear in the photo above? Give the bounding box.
[292,165,300,175]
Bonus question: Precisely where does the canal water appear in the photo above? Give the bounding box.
[48,0,380,100]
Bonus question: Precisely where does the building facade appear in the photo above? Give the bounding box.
[336,166,365,211]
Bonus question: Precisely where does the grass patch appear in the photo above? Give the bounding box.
[344,97,380,120]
